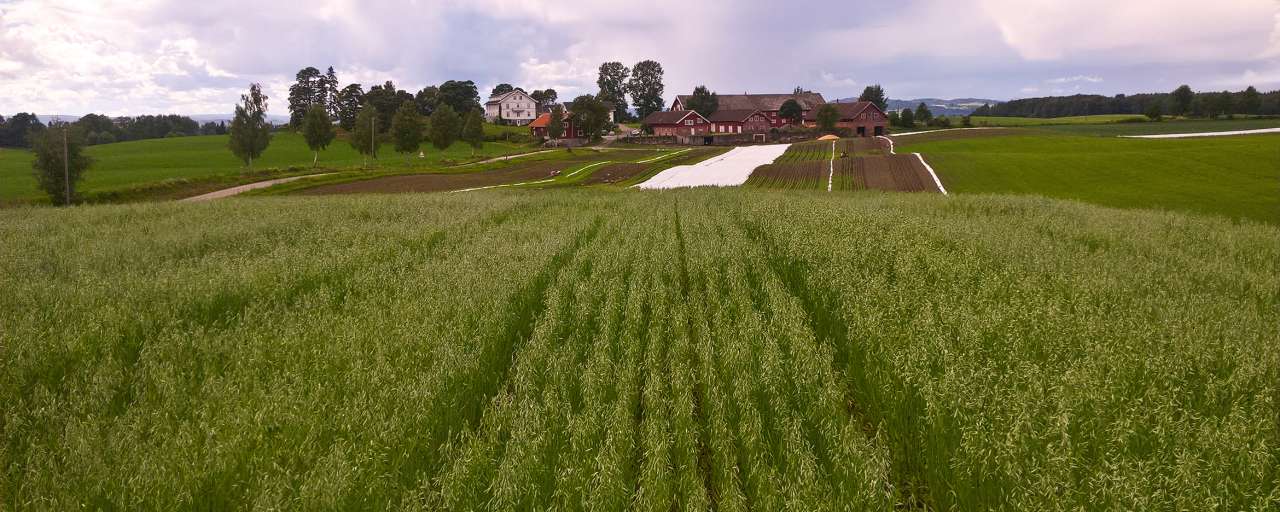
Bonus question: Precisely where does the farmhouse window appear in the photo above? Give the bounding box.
[685,120,694,126]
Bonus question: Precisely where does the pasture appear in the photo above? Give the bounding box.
[0,130,532,203]
[969,114,1149,126]
[894,130,1280,224]
[2,189,1276,510]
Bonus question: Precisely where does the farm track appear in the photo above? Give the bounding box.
[299,162,578,195]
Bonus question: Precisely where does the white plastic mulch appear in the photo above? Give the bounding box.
[1120,127,1280,139]
[637,144,791,189]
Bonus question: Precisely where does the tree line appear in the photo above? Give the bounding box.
[0,113,223,148]
[974,85,1279,119]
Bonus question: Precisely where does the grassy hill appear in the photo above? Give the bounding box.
[0,130,533,203]
[896,131,1280,224]
[2,189,1277,510]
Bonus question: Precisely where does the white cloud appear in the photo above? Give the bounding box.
[1046,75,1102,84]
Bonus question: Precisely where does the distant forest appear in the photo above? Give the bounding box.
[0,113,230,148]
[974,86,1280,118]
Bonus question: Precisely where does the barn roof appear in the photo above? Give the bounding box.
[641,110,706,125]
[707,109,763,123]
[676,93,826,112]
[803,101,883,121]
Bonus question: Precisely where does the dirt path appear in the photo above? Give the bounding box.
[1120,127,1280,139]
[182,173,334,202]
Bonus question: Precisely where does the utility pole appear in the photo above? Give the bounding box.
[370,113,375,168]
[63,126,70,205]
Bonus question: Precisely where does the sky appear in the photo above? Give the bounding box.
[2,0,1279,116]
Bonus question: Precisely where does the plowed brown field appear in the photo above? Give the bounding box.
[301,162,574,195]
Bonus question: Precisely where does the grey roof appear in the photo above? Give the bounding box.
[676,93,826,111]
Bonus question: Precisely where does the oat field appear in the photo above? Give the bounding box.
[2,190,1277,510]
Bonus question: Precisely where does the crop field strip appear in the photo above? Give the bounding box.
[3,189,1277,510]
[746,137,938,193]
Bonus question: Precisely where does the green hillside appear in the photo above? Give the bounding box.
[896,132,1280,223]
[0,131,531,202]
[2,190,1276,510]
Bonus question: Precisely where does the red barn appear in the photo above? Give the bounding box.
[707,110,771,134]
[640,110,711,136]
[528,111,588,139]
[804,101,889,137]
[672,93,826,127]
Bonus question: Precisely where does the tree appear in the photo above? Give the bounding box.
[1217,90,1235,119]
[324,67,341,121]
[301,104,336,166]
[1144,102,1163,121]
[597,61,630,121]
[914,102,933,125]
[491,83,514,97]
[686,85,719,118]
[461,109,485,156]
[888,111,901,127]
[228,83,271,170]
[350,104,380,168]
[1171,85,1194,116]
[858,84,888,111]
[1241,86,1261,115]
[569,95,610,141]
[366,81,413,132]
[390,100,424,165]
[899,108,915,128]
[531,89,558,107]
[428,104,460,151]
[0,112,44,147]
[288,67,323,128]
[627,60,665,120]
[962,115,972,127]
[548,105,565,142]
[972,103,992,116]
[779,99,804,125]
[438,80,482,114]
[793,86,809,95]
[30,123,92,205]
[815,104,840,132]
[336,84,365,131]
[415,86,439,116]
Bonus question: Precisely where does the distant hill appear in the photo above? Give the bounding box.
[35,113,291,125]
[836,98,1003,116]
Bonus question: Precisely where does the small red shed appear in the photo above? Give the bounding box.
[640,110,712,137]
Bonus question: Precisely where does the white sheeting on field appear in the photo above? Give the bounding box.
[637,144,791,189]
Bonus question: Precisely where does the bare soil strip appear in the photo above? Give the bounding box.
[300,162,574,195]
[581,163,650,185]
[182,173,335,201]
[878,136,947,195]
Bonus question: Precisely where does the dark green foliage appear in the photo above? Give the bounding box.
[530,89,557,108]
[1144,102,1163,121]
[597,62,630,121]
[336,84,365,132]
[437,80,482,115]
[302,105,336,166]
[961,115,972,127]
[627,60,665,120]
[415,86,439,117]
[686,85,719,118]
[914,103,934,125]
[323,67,341,121]
[461,110,485,155]
[1240,86,1261,115]
[390,101,424,162]
[491,84,515,97]
[0,113,45,148]
[288,67,325,128]
[568,95,610,141]
[350,104,380,166]
[858,84,888,111]
[1171,85,1195,116]
[779,99,804,125]
[548,105,565,140]
[815,104,840,132]
[29,124,92,205]
[228,83,272,170]
[888,111,901,127]
[899,108,915,128]
[366,81,414,132]
[428,104,460,151]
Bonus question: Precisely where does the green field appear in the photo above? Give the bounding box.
[897,132,1280,223]
[1041,117,1280,137]
[2,190,1277,510]
[969,114,1149,126]
[0,130,532,202]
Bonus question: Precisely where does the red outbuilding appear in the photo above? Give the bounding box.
[528,111,588,139]
[804,101,889,137]
[707,109,771,134]
[640,110,712,137]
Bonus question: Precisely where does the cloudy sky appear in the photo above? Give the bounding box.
[2,0,1279,116]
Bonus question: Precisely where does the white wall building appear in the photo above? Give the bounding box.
[484,90,539,125]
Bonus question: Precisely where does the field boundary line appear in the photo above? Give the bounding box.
[879,135,948,195]
[827,140,836,192]
[182,173,335,201]
[563,161,612,178]
[637,148,693,164]
[889,127,999,138]
[450,177,556,193]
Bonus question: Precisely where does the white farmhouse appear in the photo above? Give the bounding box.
[485,90,539,125]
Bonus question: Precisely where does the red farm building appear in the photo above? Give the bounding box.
[671,92,826,128]
[640,110,712,137]
[804,101,889,137]
[707,109,771,134]
[528,111,589,139]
